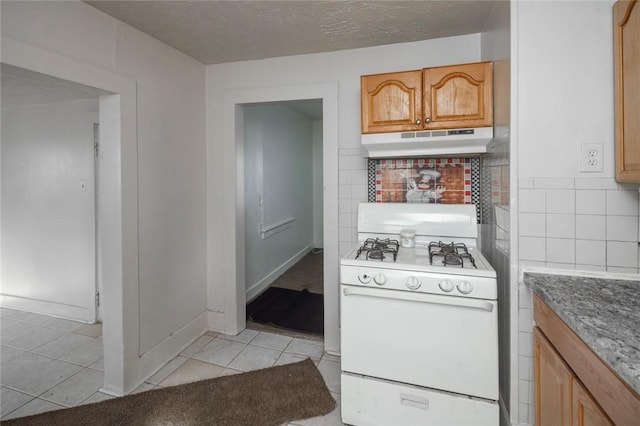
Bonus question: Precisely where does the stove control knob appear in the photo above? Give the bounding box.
[373,273,387,286]
[406,276,422,290]
[457,280,473,294]
[438,279,454,292]
[358,274,372,284]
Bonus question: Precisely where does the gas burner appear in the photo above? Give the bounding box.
[356,238,399,262]
[428,241,477,268]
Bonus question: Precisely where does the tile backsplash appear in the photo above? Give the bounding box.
[518,177,639,273]
[366,158,481,220]
[517,176,640,425]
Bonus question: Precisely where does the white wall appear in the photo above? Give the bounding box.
[518,2,616,180]
[312,120,323,248]
[1,1,207,394]
[243,104,314,298]
[206,35,482,345]
[479,1,512,424]
[514,1,639,425]
[1,99,98,322]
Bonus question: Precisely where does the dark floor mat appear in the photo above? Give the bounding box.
[247,287,302,324]
[247,287,324,335]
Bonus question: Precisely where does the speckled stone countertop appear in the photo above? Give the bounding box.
[525,272,640,395]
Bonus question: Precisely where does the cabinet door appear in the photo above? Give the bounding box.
[534,328,572,426]
[573,379,614,426]
[423,62,493,130]
[361,70,423,133]
[614,0,640,182]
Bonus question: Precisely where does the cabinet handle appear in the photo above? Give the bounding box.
[425,117,431,123]
[415,119,422,125]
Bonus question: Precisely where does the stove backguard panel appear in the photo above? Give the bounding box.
[367,158,481,222]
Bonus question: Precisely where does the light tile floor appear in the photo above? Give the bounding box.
[0,308,343,425]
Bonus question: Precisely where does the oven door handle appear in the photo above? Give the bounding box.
[342,286,495,312]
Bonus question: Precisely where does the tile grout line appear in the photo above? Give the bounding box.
[3,310,340,422]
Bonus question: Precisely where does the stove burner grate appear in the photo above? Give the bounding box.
[355,238,399,262]
[428,241,477,268]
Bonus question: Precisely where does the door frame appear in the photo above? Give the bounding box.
[0,97,100,323]
[220,83,340,353]
[2,37,139,395]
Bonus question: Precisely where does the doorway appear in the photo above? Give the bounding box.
[0,65,110,409]
[219,82,339,354]
[242,100,324,338]
[2,37,139,395]
[1,66,102,322]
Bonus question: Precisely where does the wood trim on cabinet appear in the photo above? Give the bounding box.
[614,0,640,182]
[533,328,573,426]
[423,61,493,130]
[573,377,614,426]
[533,294,640,425]
[360,70,423,134]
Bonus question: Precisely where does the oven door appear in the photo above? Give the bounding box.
[340,284,498,400]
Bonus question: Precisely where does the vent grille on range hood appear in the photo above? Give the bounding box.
[361,127,493,158]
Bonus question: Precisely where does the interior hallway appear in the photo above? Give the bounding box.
[246,250,325,339]
[268,250,324,294]
[0,308,342,425]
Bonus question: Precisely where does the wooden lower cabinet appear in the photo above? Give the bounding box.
[534,328,572,426]
[534,328,613,426]
[573,378,614,426]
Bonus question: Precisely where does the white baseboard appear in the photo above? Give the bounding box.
[206,310,227,333]
[0,294,95,323]
[245,244,312,302]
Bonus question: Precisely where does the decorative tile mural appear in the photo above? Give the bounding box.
[367,158,481,221]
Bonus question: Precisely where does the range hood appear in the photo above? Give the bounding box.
[361,127,493,158]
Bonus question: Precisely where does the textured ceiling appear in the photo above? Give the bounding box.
[3,1,498,113]
[84,1,499,65]
[1,64,111,108]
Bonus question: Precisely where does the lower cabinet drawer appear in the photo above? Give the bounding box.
[341,372,499,426]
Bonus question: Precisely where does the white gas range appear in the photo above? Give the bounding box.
[340,203,499,426]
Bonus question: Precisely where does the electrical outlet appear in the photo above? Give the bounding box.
[580,143,603,172]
